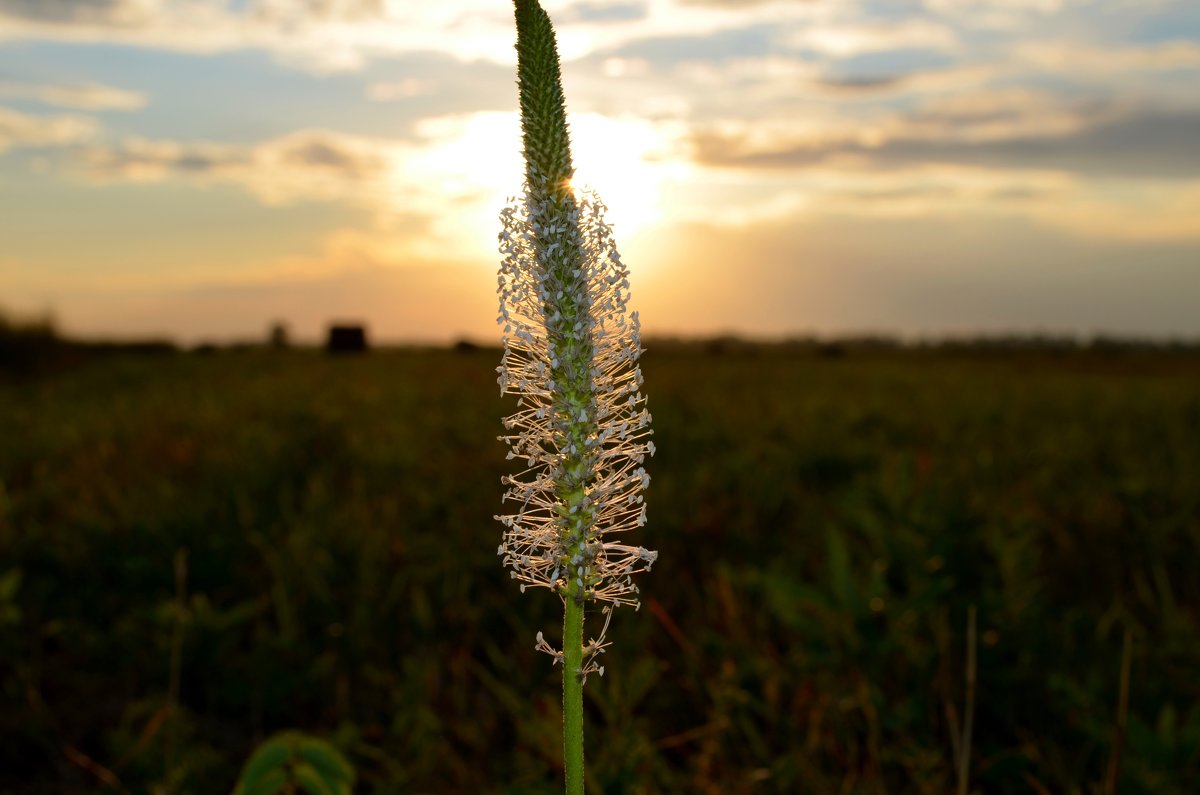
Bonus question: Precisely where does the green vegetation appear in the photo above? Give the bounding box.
[0,309,176,377]
[502,2,658,791]
[232,732,353,795]
[1,344,1198,793]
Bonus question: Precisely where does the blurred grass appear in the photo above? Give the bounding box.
[1,344,1198,793]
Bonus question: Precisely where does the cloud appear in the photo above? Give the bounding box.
[0,0,161,26]
[899,88,1106,142]
[0,0,257,56]
[668,55,820,91]
[0,105,97,152]
[596,24,778,67]
[365,78,434,102]
[78,138,248,181]
[889,109,1200,179]
[690,89,1200,179]
[816,167,1072,214]
[789,19,959,57]
[1016,39,1200,73]
[1037,179,1200,243]
[273,133,384,180]
[673,142,1200,245]
[924,0,1074,12]
[673,0,799,7]
[65,106,692,270]
[0,0,966,85]
[0,80,146,110]
[922,0,1085,30]
[663,76,1200,243]
[661,157,1077,230]
[814,73,905,92]
[76,129,392,204]
[0,0,386,27]
[657,54,1003,110]
[641,201,1200,340]
[244,0,387,24]
[558,1,648,24]
[62,117,499,262]
[0,0,509,73]
[2,0,837,73]
[813,63,998,97]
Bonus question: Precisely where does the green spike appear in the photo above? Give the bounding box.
[513,0,575,202]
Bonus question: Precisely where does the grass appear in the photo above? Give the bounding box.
[1,342,1198,793]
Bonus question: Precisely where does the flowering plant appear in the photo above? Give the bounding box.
[494,1,656,791]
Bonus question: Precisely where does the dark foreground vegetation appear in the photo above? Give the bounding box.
[1,334,1198,794]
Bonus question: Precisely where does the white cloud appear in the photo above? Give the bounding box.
[245,0,388,25]
[897,87,1114,143]
[789,19,959,57]
[925,0,1073,12]
[1016,39,1200,74]
[0,0,836,72]
[0,105,97,152]
[691,86,1119,171]
[68,109,691,262]
[0,0,166,27]
[0,81,146,110]
[75,129,392,206]
[700,162,1200,243]
[922,0,1084,29]
[0,0,514,71]
[366,78,434,101]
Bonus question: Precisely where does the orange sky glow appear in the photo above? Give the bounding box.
[1,0,1198,343]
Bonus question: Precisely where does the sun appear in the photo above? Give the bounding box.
[567,113,675,237]
[390,111,685,264]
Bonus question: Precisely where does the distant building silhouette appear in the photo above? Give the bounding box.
[268,321,290,349]
[326,324,368,354]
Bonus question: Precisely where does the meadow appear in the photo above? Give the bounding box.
[1,341,1198,793]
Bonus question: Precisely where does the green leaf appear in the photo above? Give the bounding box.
[234,738,292,795]
[238,768,288,795]
[233,733,354,795]
[292,761,337,795]
[827,526,854,610]
[296,738,354,792]
[1157,703,1177,739]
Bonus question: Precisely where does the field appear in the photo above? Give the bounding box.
[1,343,1198,794]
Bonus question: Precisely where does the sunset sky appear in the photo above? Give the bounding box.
[1,0,1198,343]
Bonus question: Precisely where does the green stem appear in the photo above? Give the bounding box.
[563,596,584,795]
[513,3,590,791]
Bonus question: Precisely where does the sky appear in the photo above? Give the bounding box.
[1,0,1198,344]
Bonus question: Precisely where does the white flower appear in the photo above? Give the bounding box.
[495,178,657,625]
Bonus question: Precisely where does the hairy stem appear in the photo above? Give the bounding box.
[515,1,592,790]
[563,597,585,795]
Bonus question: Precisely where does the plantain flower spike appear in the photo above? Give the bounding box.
[495,0,656,677]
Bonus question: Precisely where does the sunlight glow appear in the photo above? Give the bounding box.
[389,111,688,264]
